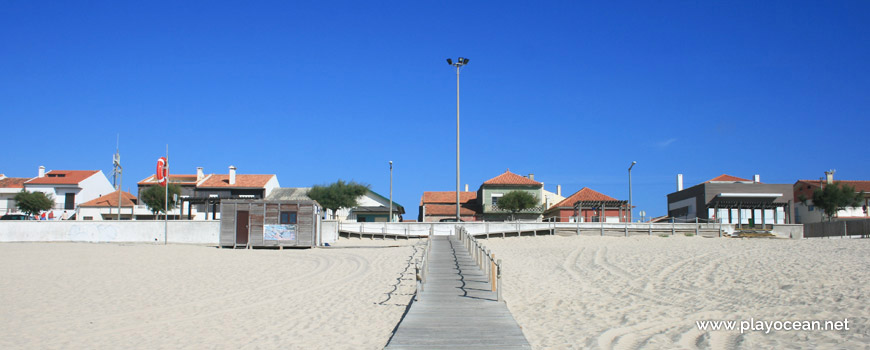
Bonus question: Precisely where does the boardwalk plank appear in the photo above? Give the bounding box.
[385,236,531,350]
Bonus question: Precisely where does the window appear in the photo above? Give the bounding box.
[280,211,297,224]
[491,194,503,207]
[808,205,814,212]
[64,193,75,210]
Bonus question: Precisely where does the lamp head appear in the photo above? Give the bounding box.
[446,58,453,65]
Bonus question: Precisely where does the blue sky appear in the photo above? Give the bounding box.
[2,1,868,219]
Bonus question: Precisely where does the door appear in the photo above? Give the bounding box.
[65,193,75,210]
[236,210,249,245]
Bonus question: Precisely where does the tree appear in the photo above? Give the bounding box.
[14,190,54,217]
[498,191,539,221]
[800,183,865,221]
[307,180,370,219]
[140,184,181,219]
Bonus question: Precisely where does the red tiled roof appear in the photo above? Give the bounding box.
[0,177,31,189]
[482,170,542,186]
[424,204,478,216]
[794,180,870,198]
[198,174,274,188]
[706,174,752,183]
[420,191,477,205]
[137,174,200,186]
[549,187,620,209]
[25,170,99,185]
[836,180,870,192]
[79,190,138,207]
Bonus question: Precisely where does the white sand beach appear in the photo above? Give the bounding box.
[3,236,867,350]
[0,242,423,350]
[484,235,869,350]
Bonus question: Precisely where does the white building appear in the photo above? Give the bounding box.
[292,188,403,222]
[793,173,870,223]
[0,174,32,215]
[23,166,115,219]
[77,190,144,220]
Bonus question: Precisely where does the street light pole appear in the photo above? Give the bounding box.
[628,161,637,223]
[389,161,393,223]
[447,57,469,221]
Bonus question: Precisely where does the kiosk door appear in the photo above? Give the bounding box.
[236,211,249,246]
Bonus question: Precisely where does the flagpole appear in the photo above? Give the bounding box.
[164,144,169,245]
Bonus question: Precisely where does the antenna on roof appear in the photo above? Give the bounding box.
[112,134,123,220]
[112,134,122,189]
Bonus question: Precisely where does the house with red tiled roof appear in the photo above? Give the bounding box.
[418,169,564,222]
[22,166,115,219]
[137,166,280,220]
[0,174,33,214]
[418,191,479,222]
[667,173,794,228]
[793,171,870,223]
[477,170,548,221]
[77,190,143,220]
[543,187,630,223]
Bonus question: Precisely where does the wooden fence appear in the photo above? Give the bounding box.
[803,219,870,238]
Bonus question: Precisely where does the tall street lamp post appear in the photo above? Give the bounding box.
[628,161,637,222]
[389,161,393,223]
[447,57,469,221]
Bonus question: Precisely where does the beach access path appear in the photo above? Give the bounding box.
[385,235,531,349]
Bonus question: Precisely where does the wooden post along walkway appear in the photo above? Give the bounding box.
[385,236,531,349]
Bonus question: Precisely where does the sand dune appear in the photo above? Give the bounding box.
[483,235,869,350]
[0,242,424,350]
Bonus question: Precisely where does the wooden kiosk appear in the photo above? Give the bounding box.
[220,200,321,248]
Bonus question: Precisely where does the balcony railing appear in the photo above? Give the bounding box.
[483,204,546,214]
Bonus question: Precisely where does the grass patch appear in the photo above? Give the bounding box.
[658,234,669,238]
[684,233,695,237]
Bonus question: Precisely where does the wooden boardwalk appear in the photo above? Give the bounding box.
[385,236,531,350]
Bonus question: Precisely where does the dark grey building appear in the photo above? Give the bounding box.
[667,174,794,227]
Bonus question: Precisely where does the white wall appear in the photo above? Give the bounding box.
[0,189,21,214]
[327,222,806,240]
[263,176,280,198]
[0,221,220,244]
[77,171,115,207]
[795,200,868,223]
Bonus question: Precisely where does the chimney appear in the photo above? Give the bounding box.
[528,173,535,181]
[38,166,45,178]
[677,174,684,191]
[825,170,835,185]
[229,166,236,185]
[465,184,469,192]
[753,174,760,183]
[557,184,562,196]
[196,167,204,181]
